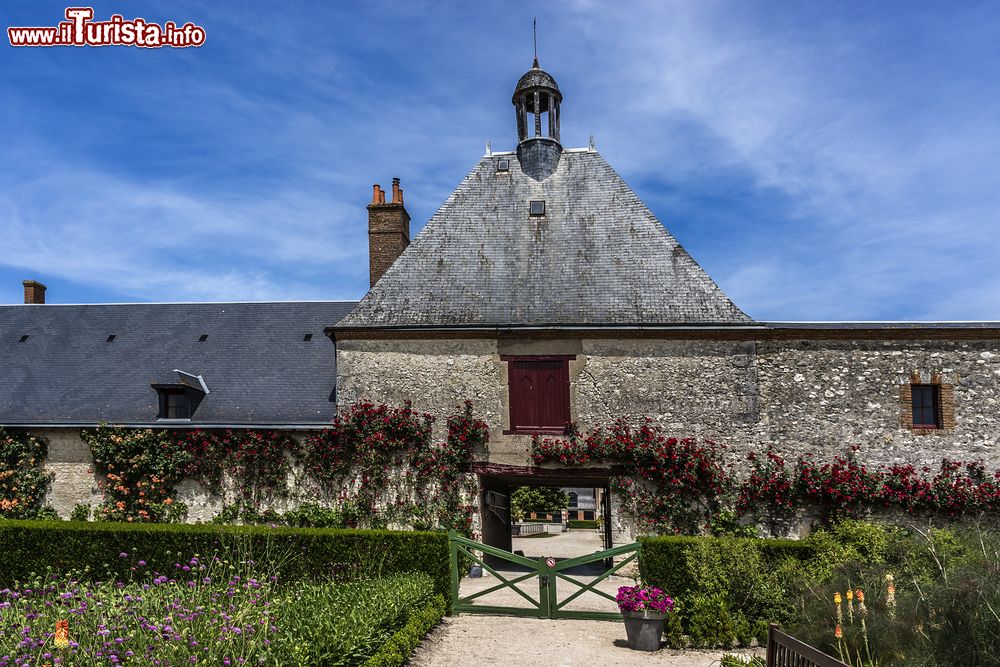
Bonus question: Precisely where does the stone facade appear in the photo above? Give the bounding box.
[28,332,1000,538]
[37,428,102,518]
[755,338,998,467]
[336,334,1000,469]
[33,428,322,521]
[34,426,481,539]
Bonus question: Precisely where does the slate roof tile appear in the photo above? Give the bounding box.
[336,149,753,329]
[0,301,355,427]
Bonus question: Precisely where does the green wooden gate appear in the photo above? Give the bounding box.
[448,530,639,621]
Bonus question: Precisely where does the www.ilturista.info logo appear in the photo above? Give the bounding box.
[8,7,206,48]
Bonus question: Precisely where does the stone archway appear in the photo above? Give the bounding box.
[472,463,617,568]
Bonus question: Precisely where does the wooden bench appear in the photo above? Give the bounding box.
[767,624,849,667]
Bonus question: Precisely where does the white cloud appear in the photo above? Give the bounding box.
[2,1,998,319]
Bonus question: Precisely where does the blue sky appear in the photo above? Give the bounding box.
[2,1,999,320]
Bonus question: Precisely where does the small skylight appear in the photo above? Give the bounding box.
[106,335,116,342]
[19,335,29,343]
[303,333,313,342]
[529,200,546,217]
[198,334,209,342]
[497,158,510,172]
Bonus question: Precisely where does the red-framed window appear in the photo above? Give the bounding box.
[502,355,572,435]
[911,384,941,429]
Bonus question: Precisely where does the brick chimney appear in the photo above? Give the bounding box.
[22,280,46,304]
[367,177,410,287]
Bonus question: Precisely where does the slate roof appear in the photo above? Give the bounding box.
[0,301,356,427]
[336,149,753,330]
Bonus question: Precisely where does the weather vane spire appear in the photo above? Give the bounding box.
[532,17,539,68]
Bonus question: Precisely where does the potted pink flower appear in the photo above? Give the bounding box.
[617,584,675,651]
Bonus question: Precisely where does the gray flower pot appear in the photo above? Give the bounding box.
[622,609,667,651]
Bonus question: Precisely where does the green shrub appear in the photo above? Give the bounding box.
[733,612,754,648]
[69,503,91,522]
[567,519,599,529]
[363,594,447,667]
[663,605,687,648]
[271,573,435,665]
[281,502,345,528]
[0,557,434,666]
[0,519,452,604]
[640,535,813,598]
[686,593,737,648]
[640,534,810,645]
[801,519,894,581]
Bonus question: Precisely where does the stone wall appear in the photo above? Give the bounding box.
[336,333,1000,542]
[755,338,999,467]
[337,335,1000,470]
[37,428,102,518]
[573,338,759,441]
[335,338,509,453]
[35,428,323,521]
[30,334,1000,537]
[35,427,481,538]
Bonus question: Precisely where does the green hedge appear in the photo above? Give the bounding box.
[640,535,815,648]
[0,520,451,604]
[567,519,599,529]
[363,594,446,667]
[639,535,813,598]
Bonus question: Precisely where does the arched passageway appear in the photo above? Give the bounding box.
[474,463,616,570]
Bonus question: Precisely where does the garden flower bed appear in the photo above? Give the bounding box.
[0,552,439,666]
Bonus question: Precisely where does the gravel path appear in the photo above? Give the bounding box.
[464,529,629,613]
[512,527,606,559]
[415,530,764,666]
[408,615,764,667]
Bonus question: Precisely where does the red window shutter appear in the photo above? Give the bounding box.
[507,359,570,432]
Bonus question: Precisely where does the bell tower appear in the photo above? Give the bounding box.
[512,57,563,180]
[513,56,562,146]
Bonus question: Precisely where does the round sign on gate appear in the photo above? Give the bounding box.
[545,557,556,568]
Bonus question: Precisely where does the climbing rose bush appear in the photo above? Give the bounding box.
[302,401,434,497]
[534,421,1000,532]
[0,429,53,520]
[82,426,192,523]
[738,445,1000,521]
[301,400,487,534]
[180,429,299,503]
[533,419,733,532]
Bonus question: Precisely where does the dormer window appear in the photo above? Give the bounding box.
[529,200,546,217]
[497,158,510,172]
[152,370,208,421]
[160,389,190,419]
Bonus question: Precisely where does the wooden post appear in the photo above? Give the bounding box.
[449,530,460,616]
